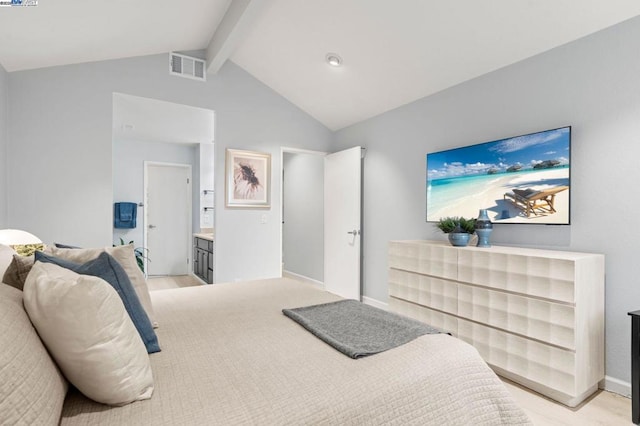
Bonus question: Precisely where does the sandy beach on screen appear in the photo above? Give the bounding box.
[434,168,570,224]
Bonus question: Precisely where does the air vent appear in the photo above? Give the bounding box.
[169,52,206,82]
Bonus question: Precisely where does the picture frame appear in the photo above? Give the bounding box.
[225,149,271,208]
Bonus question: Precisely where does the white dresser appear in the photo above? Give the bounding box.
[388,240,604,407]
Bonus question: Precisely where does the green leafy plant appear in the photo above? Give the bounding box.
[114,238,149,273]
[12,243,45,257]
[436,217,476,234]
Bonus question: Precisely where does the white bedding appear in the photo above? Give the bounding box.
[61,278,531,425]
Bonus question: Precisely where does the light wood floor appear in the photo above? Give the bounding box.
[503,378,631,425]
[146,274,632,424]
[147,274,203,291]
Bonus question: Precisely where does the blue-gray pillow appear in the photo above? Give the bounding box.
[54,242,81,249]
[34,251,160,353]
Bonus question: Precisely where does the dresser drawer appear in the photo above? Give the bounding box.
[457,284,575,350]
[389,241,457,279]
[389,268,457,315]
[389,241,419,271]
[389,297,457,335]
[457,250,575,303]
[457,318,576,396]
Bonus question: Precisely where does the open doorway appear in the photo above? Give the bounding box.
[112,93,215,289]
[280,148,326,287]
[281,146,364,300]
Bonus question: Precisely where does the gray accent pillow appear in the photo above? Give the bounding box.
[2,254,35,290]
[0,244,17,278]
[34,251,160,353]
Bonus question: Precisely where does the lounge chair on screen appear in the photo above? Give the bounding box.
[504,185,568,217]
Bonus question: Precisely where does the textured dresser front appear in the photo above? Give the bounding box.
[388,240,604,407]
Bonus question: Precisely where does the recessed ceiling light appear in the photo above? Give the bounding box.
[325,53,342,67]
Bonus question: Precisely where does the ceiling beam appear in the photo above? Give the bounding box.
[206,0,266,75]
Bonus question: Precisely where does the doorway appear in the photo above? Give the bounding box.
[144,162,192,276]
[280,146,363,300]
[112,93,215,283]
[281,148,326,286]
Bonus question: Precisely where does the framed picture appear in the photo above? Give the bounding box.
[225,149,271,208]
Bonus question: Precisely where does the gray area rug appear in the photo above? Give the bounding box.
[283,300,441,359]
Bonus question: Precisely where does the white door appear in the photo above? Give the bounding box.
[145,162,191,276]
[324,146,362,300]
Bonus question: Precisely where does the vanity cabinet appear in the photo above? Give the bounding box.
[194,236,213,284]
[388,240,604,407]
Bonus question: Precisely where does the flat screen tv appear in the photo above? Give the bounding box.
[426,126,571,225]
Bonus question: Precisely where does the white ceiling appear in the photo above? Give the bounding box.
[2,1,640,130]
[0,0,232,72]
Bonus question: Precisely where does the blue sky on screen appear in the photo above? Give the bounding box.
[427,127,570,180]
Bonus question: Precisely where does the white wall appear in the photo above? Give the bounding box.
[334,16,640,386]
[113,93,215,145]
[112,138,198,248]
[6,55,333,282]
[282,152,324,281]
[0,64,7,228]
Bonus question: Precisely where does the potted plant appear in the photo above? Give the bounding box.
[114,238,149,274]
[436,217,476,247]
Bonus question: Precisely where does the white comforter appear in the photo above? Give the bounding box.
[61,278,531,425]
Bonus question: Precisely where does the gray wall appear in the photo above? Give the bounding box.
[6,55,333,282]
[334,16,640,386]
[283,152,324,281]
[0,64,7,228]
[112,138,199,249]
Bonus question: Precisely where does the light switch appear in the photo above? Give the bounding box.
[261,214,267,224]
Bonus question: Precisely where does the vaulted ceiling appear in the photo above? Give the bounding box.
[2,0,640,130]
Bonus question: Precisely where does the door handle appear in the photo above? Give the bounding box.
[148,224,157,229]
[347,230,360,235]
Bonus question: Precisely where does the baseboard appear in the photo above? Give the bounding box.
[281,273,390,312]
[362,296,388,311]
[282,270,324,289]
[604,375,631,398]
[191,272,208,285]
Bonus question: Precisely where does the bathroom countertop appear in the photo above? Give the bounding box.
[193,233,214,241]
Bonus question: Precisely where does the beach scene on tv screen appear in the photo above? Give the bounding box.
[426,127,570,224]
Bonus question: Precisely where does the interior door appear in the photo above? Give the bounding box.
[324,146,362,300]
[146,163,191,276]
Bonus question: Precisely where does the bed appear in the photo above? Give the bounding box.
[57,278,531,425]
[0,238,529,425]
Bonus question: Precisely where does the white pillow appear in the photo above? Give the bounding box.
[49,244,157,327]
[23,262,154,406]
